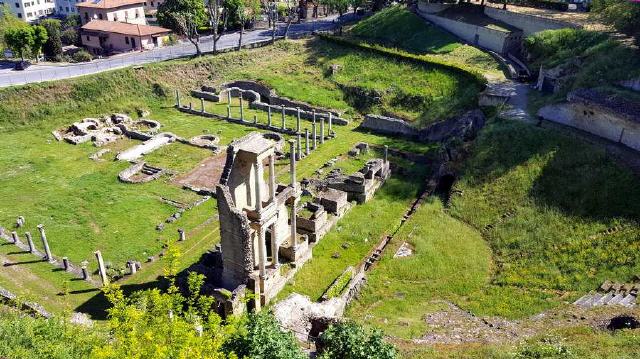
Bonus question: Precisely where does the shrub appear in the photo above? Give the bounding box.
[163,33,178,46]
[72,49,92,62]
[317,321,397,359]
[61,28,79,46]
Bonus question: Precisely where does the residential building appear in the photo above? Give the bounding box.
[77,0,146,25]
[81,19,170,54]
[77,0,170,55]
[55,0,81,16]
[142,0,163,15]
[0,0,55,22]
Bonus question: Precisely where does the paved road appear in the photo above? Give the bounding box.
[0,14,357,88]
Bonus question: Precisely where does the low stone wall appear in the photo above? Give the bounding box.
[538,90,640,151]
[361,114,419,138]
[191,89,220,102]
[417,1,451,14]
[484,7,579,36]
[418,12,521,54]
[360,110,486,143]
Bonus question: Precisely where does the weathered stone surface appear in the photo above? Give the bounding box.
[419,110,486,143]
[361,114,419,138]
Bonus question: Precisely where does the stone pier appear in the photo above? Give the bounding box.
[305,129,310,155]
[296,107,301,133]
[320,117,325,144]
[178,228,186,241]
[37,224,53,263]
[95,250,109,286]
[25,232,35,253]
[281,107,286,130]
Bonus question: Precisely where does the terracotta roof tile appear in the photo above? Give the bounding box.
[81,20,171,36]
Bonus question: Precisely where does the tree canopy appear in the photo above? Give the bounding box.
[591,0,640,44]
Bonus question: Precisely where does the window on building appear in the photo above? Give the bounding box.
[27,12,32,16]
[98,13,102,19]
[135,9,139,18]
[124,10,128,18]
[38,9,42,15]
[84,12,88,20]
[125,36,129,44]
[14,2,19,7]
[65,6,68,11]
[17,13,21,17]
[151,1,154,6]
[86,35,90,41]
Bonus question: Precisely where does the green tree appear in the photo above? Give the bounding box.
[157,0,208,55]
[0,4,26,54]
[317,321,397,359]
[235,0,261,50]
[224,311,306,359]
[41,19,63,60]
[591,0,640,45]
[5,26,35,61]
[31,25,48,62]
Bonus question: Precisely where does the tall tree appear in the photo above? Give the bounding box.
[158,0,207,55]
[31,25,48,62]
[40,19,63,60]
[0,4,26,54]
[5,27,35,61]
[282,0,298,39]
[591,0,640,44]
[236,0,260,50]
[207,0,228,53]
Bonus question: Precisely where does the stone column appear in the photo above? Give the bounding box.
[17,216,25,228]
[227,106,231,119]
[312,122,317,150]
[175,90,180,107]
[254,114,258,124]
[269,154,276,201]
[305,129,310,156]
[328,113,333,134]
[10,231,19,244]
[257,228,266,278]
[239,95,244,121]
[289,140,297,187]
[312,109,316,124]
[189,102,192,110]
[296,107,301,133]
[37,224,53,263]
[291,201,297,248]
[25,232,35,253]
[81,261,89,281]
[200,98,205,113]
[62,257,70,271]
[95,250,109,286]
[128,261,137,275]
[270,225,279,268]
[226,90,232,104]
[297,134,302,160]
[178,228,185,241]
[254,160,263,212]
[281,107,286,130]
[384,145,389,164]
[268,106,272,127]
[320,116,325,144]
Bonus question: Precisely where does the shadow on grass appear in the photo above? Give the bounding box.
[459,118,640,223]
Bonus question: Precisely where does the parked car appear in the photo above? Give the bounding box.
[14,61,31,71]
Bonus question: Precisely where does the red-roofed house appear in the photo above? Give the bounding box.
[77,0,171,55]
[81,20,171,54]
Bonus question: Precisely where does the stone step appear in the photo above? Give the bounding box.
[573,294,593,306]
[620,294,637,307]
[607,293,626,306]
[595,292,616,306]
[583,293,604,307]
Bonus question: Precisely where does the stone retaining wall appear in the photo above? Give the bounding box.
[484,7,579,36]
[361,114,419,138]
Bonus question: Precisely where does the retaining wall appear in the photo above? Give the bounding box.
[538,103,640,152]
[419,12,521,54]
[484,7,579,36]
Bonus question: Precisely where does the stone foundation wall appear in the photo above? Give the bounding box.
[418,12,521,54]
[484,7,579,36]
[538,102,640,152]
[361,114,419,138]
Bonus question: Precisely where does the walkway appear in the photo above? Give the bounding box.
[0,14,358,88]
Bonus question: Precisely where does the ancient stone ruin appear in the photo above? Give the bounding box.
[210,134,390,314]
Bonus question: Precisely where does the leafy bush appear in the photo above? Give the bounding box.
[224,312,307,359]
[317,321,397,359]
[61,28,79,46]
[72,49,92,62]
[0,309,105,359]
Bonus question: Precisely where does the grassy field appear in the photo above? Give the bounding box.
[0,36,463,316]
[278,155,430,301]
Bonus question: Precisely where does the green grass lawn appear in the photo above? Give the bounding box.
[348,5,461,54]
[278,157,430,301]
[449,118,640,295]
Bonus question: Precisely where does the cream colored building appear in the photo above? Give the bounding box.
[81,19,170,54]
[77,0,146,25]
